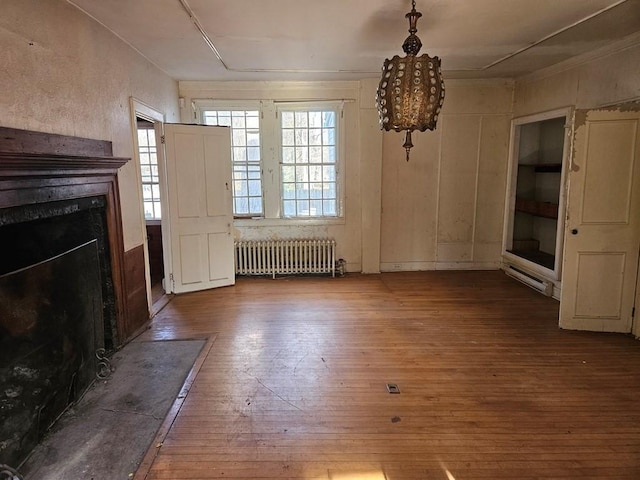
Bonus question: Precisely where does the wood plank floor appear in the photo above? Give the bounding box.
[137,271,640,479]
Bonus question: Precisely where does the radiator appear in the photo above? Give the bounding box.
[235,239,336,278]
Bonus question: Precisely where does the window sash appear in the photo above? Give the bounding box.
[137,127,161,220]
[196,99,344,221]
[277,106,340,218]
[203,109,264,217]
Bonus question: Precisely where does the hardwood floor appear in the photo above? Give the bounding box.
[136,271,640,479]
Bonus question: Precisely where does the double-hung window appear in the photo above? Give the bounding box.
[279,107,338,218]
[198,100,342,221]
[203,109,263,217]
[137,126,161,219]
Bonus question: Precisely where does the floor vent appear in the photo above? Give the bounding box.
[235,239,336,278]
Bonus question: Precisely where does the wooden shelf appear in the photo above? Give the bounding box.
[508,249,555,270]
[515,198,558,219]
[534,163,562,173]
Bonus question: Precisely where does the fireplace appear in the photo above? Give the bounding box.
[0,127,132,467]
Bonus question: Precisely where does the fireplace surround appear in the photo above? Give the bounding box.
[0,127,134,467]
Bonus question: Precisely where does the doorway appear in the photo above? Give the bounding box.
[130,98,168,315]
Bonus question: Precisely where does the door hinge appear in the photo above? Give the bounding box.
[161,135,165,144]
[169,272,175,290]
[633,306,636,318]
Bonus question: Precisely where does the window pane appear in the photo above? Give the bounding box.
[247,131,260,146]
[309,147,322,163]
[323,200,336,216]
[281,111,294,128]
[143,202,154,219]
[235,197,249,215]
[323,111,336,127]
[323,165,336,182]
[232,129,246,147]
[283,200,296,216]
[248,180,261,196]
[295,111,308,128]
[309,112,322,127]
[323,146,336,163]
[298,200,310,215]
[231,115,245,129]
[282,129,295,146]
[309,166,322,182]
[310,184,323,199]
[246,115,260,129]
[310,200,323,215]
[142,184,152,200]
[295,165,309,183]
[235,180,248,196]
[282,165,295,182]
[249,197,262,214]
[233,147,247,162]
[141,167,151,182]
[309,128,322,146]
[283,183,295,199]
[323,128,335,145]
[295,129,308,146]
[283,147,295,164]
[295,147,308,163]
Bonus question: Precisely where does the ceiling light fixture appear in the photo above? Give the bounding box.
[376,0,445,161]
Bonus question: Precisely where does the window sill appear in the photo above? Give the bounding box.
[234,217,346,227]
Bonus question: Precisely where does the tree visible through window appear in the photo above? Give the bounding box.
[137,127,161,219]
[203,110,263,217]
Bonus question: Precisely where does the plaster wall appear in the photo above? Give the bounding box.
[0,0,180,251]
[514,41,640,116]
[380,80,514,271]
[179,80,382,273]
[180,79,514,273]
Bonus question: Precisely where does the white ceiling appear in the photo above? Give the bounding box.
[67,0,640,81]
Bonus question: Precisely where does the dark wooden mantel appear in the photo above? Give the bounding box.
[0,127,134,346]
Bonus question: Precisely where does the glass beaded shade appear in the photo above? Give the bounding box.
[376,0,445,161]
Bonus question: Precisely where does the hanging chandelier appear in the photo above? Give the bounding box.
[375,0,445,161]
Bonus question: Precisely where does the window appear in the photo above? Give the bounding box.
[137,127,161,219]
[198,100,343,221]
[203,110,263,217]
[280,109,338,217]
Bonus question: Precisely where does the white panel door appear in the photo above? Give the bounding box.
[560,108,640,332]
[162,124,234,293]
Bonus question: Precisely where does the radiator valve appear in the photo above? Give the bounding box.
[336,258,346,277]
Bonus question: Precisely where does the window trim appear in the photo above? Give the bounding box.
[275,101,344,220]
[194,99,345,223]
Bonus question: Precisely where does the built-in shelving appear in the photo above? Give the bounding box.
[502,109,570,292]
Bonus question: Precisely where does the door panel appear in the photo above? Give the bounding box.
[162,124,234,293]
[560,108,640,332]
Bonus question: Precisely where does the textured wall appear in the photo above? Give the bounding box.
[514,42,640,116]
[0,0,180,251]
[380,80,514,270]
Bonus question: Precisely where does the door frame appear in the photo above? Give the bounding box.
[129,97,166,311]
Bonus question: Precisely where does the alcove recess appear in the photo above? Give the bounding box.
[0,126,136,345]
[502,109,570,297]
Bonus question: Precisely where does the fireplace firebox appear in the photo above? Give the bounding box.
[0,127,131,468]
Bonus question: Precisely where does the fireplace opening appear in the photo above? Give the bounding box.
[0,196,115,467]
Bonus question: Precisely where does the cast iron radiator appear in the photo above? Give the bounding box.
[234,239,336,278]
